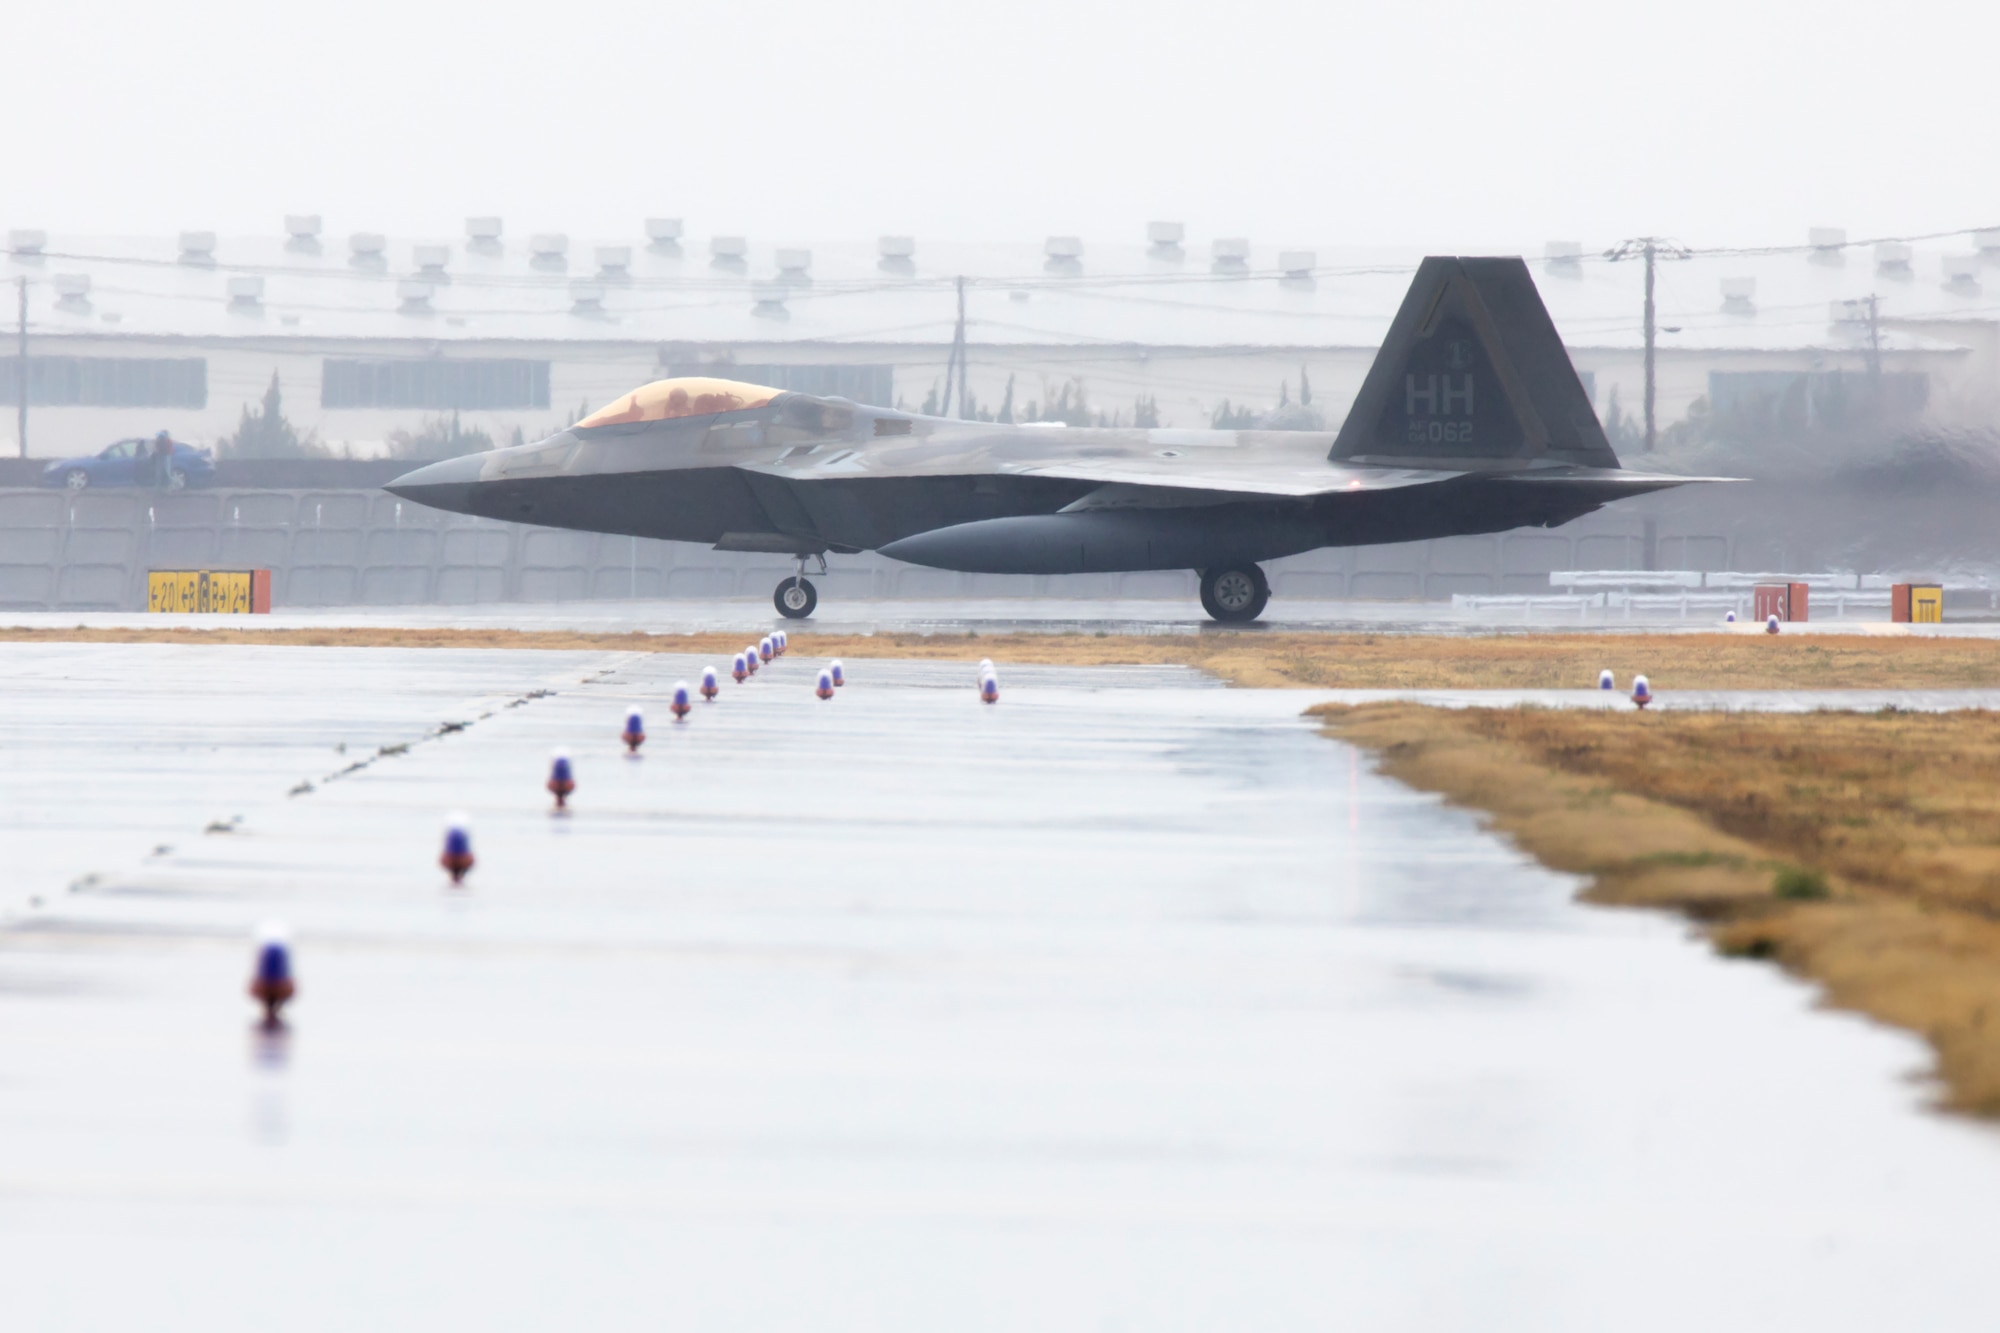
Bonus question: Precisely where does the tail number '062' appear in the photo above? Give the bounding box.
[1409,419,1474,444]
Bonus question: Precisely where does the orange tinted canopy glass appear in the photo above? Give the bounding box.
[575,377,783,429]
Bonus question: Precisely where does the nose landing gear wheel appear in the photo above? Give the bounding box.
[775,576,818,619]
[1198,564,1270,623]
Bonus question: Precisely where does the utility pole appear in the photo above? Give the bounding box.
[14,276,25,459]
[1862,293,1882,381]
[945,275,969,418]
[1605,237,1689,453]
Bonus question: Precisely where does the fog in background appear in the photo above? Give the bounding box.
[4,0,1997,248]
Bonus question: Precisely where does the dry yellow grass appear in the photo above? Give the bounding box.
[7,625,2000,690]
[1318,703,2000,1115]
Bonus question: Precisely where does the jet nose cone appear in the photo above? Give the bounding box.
[384,451,488,513]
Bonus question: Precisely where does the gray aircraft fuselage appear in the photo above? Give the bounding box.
[386,258,1720,618]
[386,412,1625,574]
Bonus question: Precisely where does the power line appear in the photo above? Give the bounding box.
[29,221,2000,295]
[18,220,2000,366]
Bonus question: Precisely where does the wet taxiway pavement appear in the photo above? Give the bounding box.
[6,597,1999,637]
[2,643,1998,1331]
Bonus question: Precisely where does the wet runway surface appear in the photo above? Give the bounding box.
[7,597,2000,638]
[3,643,1999,1330]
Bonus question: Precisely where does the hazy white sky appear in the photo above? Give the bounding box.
[5,0,1996,250]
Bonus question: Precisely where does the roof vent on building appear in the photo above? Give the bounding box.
[1976,229,2000,261]
[53,273,91,312]
[1828,298,1870,327]
[1147,221,1185,262]
[1875,241,1913,278]
[775,248,812,285]
[877,235,915,275]
[1544,240,1584,275]
[465,216,503,256]
[569,281,606,316]
[1719,276,1756,314]
[1942,255,1982,295]
[227,275,265,312]
[349,232,388,269]
[284,215,322,254]
[595,246,632,282]
[529,233,569,270]
[1044,235,1083,275]
[413,244,451,283]
[751,280,789,320]
[1808,227,1846,264]
[645,218,684,256]
[1278,249,1317,291]
[178,230,217,265]
[1211,237,1250,275]
[397,279,435,314]
[8,228,47,258]
[710,235,748,272]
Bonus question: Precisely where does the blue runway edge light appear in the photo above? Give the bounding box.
[700,667,719,700]
[671,682,692,719]
[440,813,474,886]
[622,709,645,753]
[247,921,295,1025]
[548,751,576,809]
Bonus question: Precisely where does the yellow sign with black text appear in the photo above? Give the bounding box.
[147,570,267,614]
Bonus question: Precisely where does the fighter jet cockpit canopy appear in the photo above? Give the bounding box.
[573,375,877,446]
[576,378,785,429]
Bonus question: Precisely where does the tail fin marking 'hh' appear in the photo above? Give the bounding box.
[1330,257,1618,469]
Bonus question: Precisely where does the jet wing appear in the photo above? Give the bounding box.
[737,453,1460,504]
[1487,465,1743,494]
[1007,458,1459,501]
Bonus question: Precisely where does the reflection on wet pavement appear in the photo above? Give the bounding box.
[0,643,1997,1331]
[8,597,2000,638]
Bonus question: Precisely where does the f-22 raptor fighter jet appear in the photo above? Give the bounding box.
[387,256,1716,622]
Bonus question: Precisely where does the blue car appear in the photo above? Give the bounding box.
[41,438,216,491]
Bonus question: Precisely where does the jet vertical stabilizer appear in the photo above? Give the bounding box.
[1331,256,1618,468]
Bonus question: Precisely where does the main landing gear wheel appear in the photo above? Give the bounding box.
[1199,564,1270,623]
[775,577,818,619]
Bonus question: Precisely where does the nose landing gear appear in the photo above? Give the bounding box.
[774,553,826,619]
[1198,563,1270,623]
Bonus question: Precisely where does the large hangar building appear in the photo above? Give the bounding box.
[1,221,1995,610]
